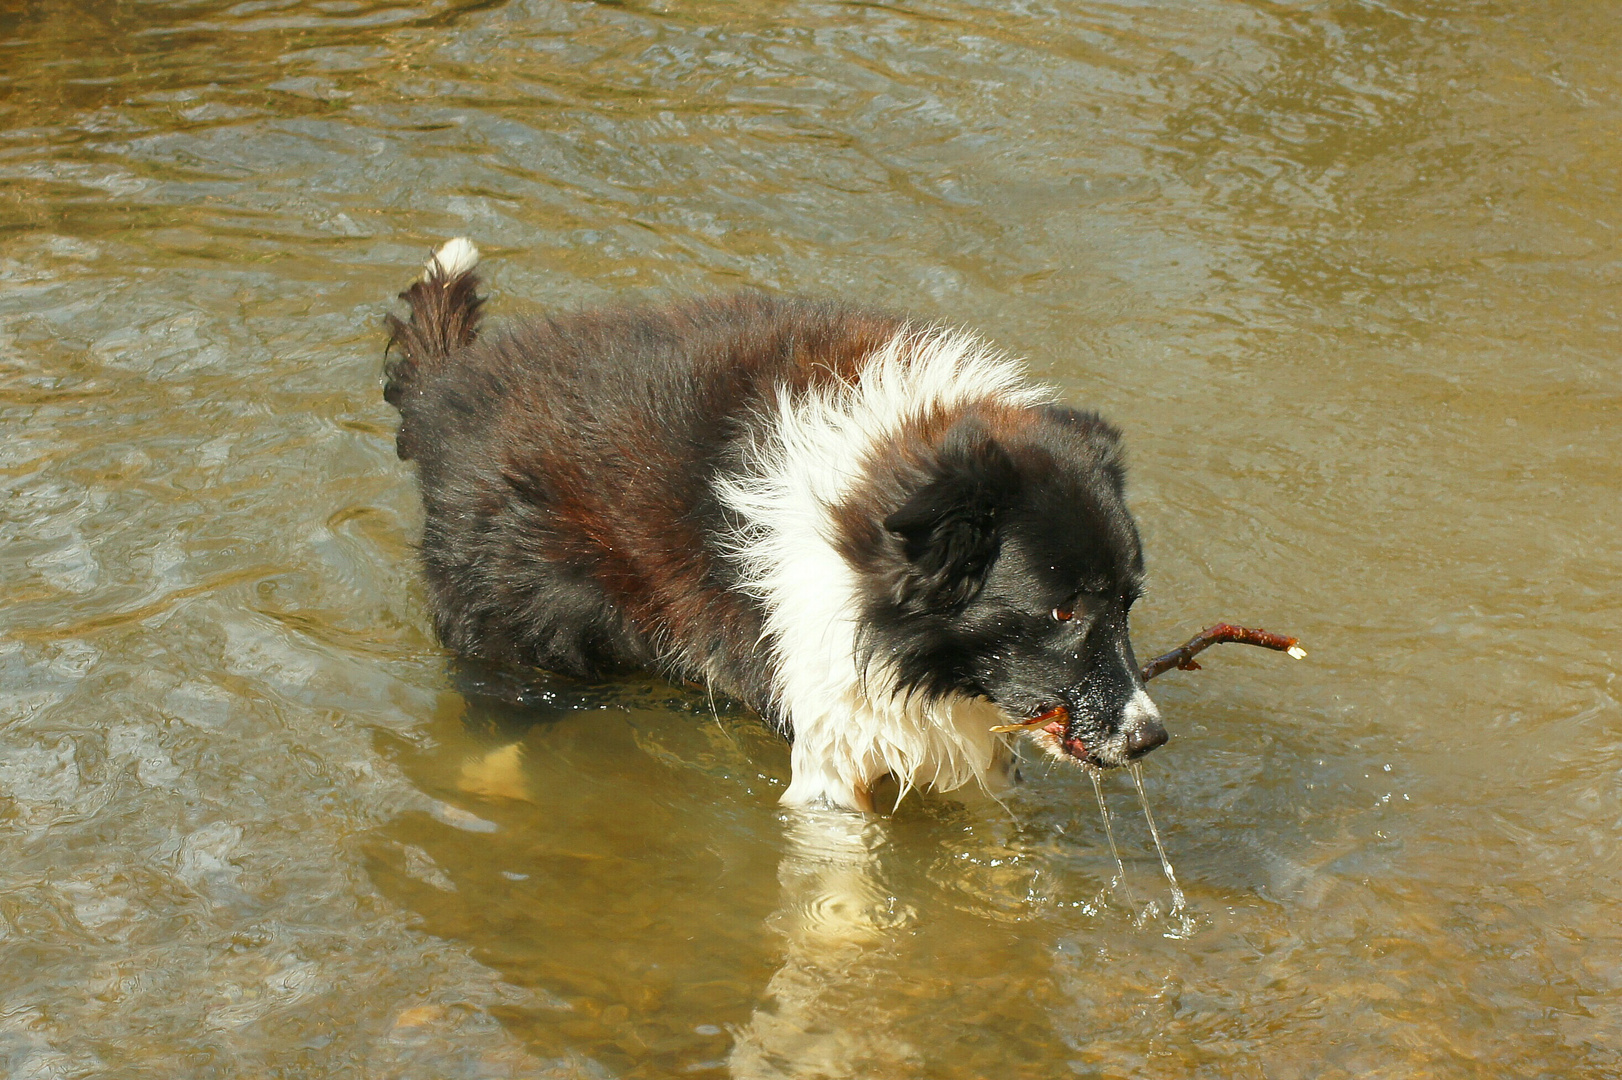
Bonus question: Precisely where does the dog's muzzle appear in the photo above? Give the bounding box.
[1119,689,1168,759]
[1045,687,1167,768]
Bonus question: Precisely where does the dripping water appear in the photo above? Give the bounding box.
[1088,767,1126,890]
[1128,761,1186,915]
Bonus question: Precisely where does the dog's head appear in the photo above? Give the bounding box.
[853,404,1164,768]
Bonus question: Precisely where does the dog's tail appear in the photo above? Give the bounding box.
[383,237,484,460]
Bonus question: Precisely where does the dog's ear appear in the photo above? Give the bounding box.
[1042,404,1126,494]
[884,426,1020,612]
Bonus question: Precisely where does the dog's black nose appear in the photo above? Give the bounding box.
[1125,719,1168,758]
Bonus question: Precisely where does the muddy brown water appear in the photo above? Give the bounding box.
[3,1,1619,1076]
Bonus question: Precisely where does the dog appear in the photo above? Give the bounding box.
[384,238,1166,812]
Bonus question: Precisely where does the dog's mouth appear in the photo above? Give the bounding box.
[990,703,1101,767]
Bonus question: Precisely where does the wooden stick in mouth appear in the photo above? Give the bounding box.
[988,704,1068,734]
[988,623,1305,733]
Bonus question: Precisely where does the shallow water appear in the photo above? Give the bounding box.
[3,1,1620,1076]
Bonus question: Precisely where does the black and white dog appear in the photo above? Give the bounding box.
[385,239,1166,812]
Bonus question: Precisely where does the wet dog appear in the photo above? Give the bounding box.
[384,239,1166,811]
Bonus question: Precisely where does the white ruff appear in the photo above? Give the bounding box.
[717,327,1053,811]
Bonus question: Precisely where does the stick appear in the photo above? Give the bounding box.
[1139,622,1306,682]
[988,704,1067,734]
[987,624,1305,734]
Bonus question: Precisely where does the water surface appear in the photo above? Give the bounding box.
[2,1,1619,1076]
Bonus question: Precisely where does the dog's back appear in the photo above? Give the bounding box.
[385,241,903,711]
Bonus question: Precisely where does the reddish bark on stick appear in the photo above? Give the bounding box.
[988,624,1304,733]
[1139,622,1304,682]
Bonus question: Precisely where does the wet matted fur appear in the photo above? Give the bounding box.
[384,239,1166,812]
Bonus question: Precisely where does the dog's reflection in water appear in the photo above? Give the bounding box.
[455,740,530,803]
[447,659,926,1078]
[729,804,921,1079]
[445,660,573,803]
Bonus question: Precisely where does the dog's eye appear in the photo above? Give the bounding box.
[1051,607,1074,622]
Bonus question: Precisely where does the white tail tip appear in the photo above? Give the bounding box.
[1287,645,1307,659]
[423,237,479,281]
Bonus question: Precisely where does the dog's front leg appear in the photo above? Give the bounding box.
[780,736,890,813]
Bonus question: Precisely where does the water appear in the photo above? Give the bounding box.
[1128,762,1187,923]
[4,0,1621,1076]
[1088,767,1126,892]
